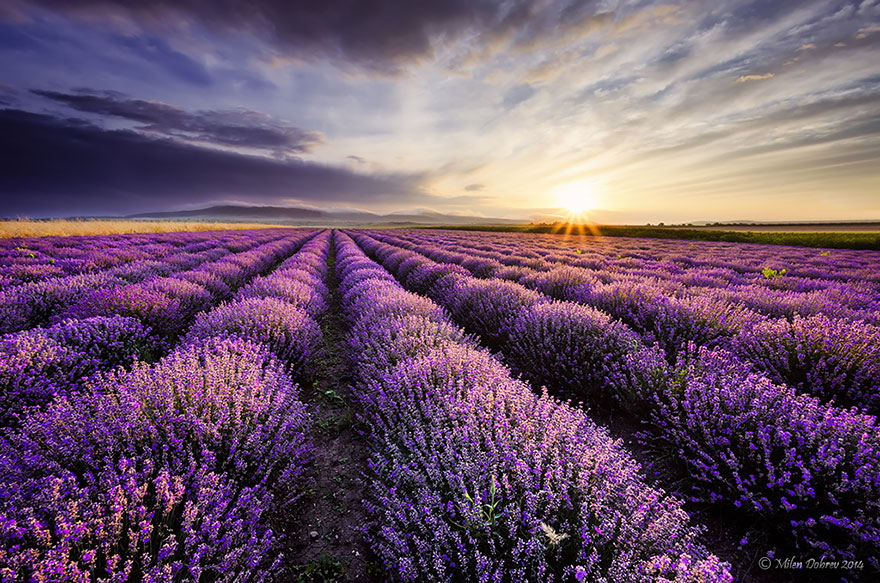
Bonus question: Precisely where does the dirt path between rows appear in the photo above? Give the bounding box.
[279,239,381,582]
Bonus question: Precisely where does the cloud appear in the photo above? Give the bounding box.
[32,89,324,155]
[464,183,485,191]
[3,0,879,223]
[116,35,213,86]
[12,0,517,74]
[735,73,775,83]
[9,0,624,75]
[501,83,535,109]
[0,108,430,217]
[856,25,880,39]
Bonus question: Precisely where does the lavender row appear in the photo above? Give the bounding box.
[349,230,880,574]
[0,229,280,290]
[0,233,336,580]
[53,231,315,340]
[0,231,319,427]
[388,229,880,322]
[391,230,880,324]
[335,231,731,582]
[404,229,880,288]
[372,230,880,415]
[0,229,297,334]
[185,229,331,380]
[0,316,161,427]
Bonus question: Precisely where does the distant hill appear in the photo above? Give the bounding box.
[684,220,880,227]
[125,205,524,226]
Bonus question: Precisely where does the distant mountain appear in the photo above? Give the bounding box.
[127,205,327,221]
[125,204,524,226]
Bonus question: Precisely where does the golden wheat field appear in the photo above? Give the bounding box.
[0,219,289,238]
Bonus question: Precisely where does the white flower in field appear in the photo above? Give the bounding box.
[539,522,568,546]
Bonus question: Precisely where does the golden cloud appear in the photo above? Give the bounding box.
[735,73,775,83]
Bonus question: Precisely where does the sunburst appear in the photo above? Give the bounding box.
[549,179,603,239]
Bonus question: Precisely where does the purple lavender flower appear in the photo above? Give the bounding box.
[0,316,161,425]
[503,300,668,408]
[649,345,880,567]
[185,298,321,378]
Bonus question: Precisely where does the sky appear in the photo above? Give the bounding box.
[0,0,878,223]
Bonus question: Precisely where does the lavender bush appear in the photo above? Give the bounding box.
[648,345,880,568]
[0,316,161,425]
[1,458,279,582]
[55,284,185,339]
[441,276,546,348]
[503,301,668,408]
[728,313,880,414]
[0,273,126,333]
[185,297,321,379]
[0,337,312,580]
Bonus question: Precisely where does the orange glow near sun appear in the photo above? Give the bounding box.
[550,179,603,238]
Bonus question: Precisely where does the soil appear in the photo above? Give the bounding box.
[278,242,383,583]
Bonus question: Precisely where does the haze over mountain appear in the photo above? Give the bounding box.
[125,205,524,226]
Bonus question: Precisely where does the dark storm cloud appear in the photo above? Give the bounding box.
[13,0,611,73]
[0,108,425,217]
[33,89,325,155]
[17,0,492,72]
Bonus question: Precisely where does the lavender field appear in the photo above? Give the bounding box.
[1,227,878,582]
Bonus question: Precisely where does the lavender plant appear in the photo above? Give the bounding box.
[728,313,880,414]
[0,316,161,425]
[185,296,322,380]
[0,337,313,580]
[502,301,668,408]
[648,345,880,567]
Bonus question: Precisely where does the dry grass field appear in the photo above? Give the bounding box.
[0,219,287,238]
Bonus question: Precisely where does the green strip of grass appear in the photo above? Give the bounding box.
[417,224,880,250]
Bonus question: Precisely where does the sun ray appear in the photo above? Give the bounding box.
[551,179,603,241]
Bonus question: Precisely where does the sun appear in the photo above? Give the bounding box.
[553,179,601,215]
